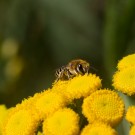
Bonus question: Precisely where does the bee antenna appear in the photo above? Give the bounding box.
[90,66,98,72]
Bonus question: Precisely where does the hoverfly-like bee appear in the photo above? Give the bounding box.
[55,59,90,81]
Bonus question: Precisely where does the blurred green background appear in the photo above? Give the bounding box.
[0,0,135,108]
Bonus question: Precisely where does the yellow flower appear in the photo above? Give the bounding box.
[43,108,80,135]
[16,94,38,109]
[117,53,135,70]
[126,106,135,124]
[112,67,135,95]
[52,80,71,102]
[52,80,69,91]
[82,89,124,127]
[63,74,102,100]
[14,93,41,121]
[80,122,118,135]
[0,105,8,134]
[129,125,135,135]
[34,89,66,119]
[2,109,39,135]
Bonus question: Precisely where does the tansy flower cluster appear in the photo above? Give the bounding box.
[1,53,135,135]
[112,53,135,135]
[113,53,135,96]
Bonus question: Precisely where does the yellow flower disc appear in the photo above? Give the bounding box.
[2,109,39,135]
[34,89,66,119]
[52,80,71,103]
[65,74,102,100]
[113,67,135,95]
[130,125,135,135]
[126,106,135,124]
[82,89,125,127]
[43,108,80,135]
[80,122,118,135]
[117,53,135,70]
[19,94,40,108]
[52,80,69,91]
[14,93,41,121]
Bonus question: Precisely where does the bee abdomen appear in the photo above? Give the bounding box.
[55,66,65,77]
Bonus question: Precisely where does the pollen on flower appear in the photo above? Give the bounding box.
[82,89,125,127]
[117,53,135,70]
[126,106,135,124]
[2,109,39,135]
[34,89,67,119]
[64,73,102,100]
[43,108,80,135]
[80,122,118,135]
[112,67,135,96]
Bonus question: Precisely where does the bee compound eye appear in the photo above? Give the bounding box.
[77,64,84,74]
[78,64,82,68]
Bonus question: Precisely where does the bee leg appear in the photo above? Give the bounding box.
[55,77,58,82]
[67,74,71,80]
[67,70,74,80]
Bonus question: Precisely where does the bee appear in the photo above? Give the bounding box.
[55,59,90,81]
